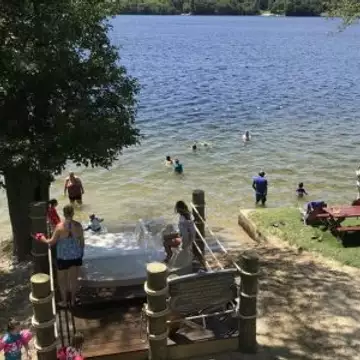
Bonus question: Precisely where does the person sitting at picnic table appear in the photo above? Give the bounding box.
[304,200,327,225]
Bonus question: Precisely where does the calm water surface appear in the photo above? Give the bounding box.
[1,16,360,235]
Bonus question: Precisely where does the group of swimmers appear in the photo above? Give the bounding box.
[165,156,183,174]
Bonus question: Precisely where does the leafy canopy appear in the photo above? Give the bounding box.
[0,0,140,175]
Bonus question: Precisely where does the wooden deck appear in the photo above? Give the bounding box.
[57,299,238,359]
[70,300,147,358]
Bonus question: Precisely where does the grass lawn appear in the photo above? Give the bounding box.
[249,207,360,268]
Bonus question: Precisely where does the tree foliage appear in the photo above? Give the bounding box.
[271,0,324,16]
[0,0,140,260]
[114,0,261,15]
[113,0,325,15]
[325,0,360,24]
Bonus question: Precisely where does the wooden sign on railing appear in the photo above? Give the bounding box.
[168,269,238,316]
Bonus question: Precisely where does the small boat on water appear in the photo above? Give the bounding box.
[78,218,193,293]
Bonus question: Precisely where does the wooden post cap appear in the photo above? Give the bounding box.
[31,273,50,284]
[242,250,259,262]
[147,262,167,274]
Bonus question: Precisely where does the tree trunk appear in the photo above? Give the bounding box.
[33,172,51,202]
[5,166,52,261]
[5,167,37,261]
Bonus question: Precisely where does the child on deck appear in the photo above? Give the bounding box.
[57,333,84,360]
[296,182,308,198]
[0,319,32,360]
[84,214,104,232]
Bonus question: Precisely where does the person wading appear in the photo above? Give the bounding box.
[38,205,84,307]
[252,171,268,206]
[64,172,84,205]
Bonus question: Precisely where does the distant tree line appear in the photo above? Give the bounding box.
[112,0,325,16]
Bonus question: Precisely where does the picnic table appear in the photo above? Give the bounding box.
[321,206,360,237]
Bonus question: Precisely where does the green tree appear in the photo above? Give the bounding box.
[325,0,360,24]
[0,0,140,261]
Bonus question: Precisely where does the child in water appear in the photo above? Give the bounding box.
[57,333,84,360]
[296,182,308,198]
[242,130,251,142]
[85,214,104,232]
[174,159,183,174]
[165,156,173,166]
[0,319,32,360]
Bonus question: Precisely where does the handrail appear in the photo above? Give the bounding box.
[193,224,224,270]
[190,202,242,273]
[46,222,58,339]
[192,237,212,271]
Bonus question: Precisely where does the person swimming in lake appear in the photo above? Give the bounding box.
[242,130,251,142]
[192,143,197,151]
[84,214,104,232]
[296,182,308,198]
[165,156,173,166]
[174,159,183,174]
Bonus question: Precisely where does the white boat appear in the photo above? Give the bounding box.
[78,218,193,290]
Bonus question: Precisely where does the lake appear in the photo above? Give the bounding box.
[1,15,360,236]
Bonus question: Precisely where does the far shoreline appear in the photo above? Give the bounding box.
[116,12,325,17]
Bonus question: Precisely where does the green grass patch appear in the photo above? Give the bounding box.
[249,207,360,268]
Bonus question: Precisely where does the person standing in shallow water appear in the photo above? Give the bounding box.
[173,159,183,174]
[356,166,360,199]
[64,172,84,205]
[252,171,268,206]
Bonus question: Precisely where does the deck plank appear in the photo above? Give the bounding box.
[62,299,237,359]
[70,301,147,358]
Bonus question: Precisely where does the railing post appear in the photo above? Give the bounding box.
[144,262,169,360]
[30,273,57,360]
[192,189,205,258]
[30,202,49,274]
[238,250,259,353]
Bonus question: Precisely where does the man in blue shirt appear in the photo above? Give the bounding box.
[252,171,268,205]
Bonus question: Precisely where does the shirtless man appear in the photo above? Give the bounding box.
[64,172,85,205]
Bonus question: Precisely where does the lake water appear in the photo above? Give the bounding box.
[1,16,360,236]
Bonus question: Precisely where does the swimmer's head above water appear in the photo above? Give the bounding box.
[243,130,251,141]
[192,144,197,151]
